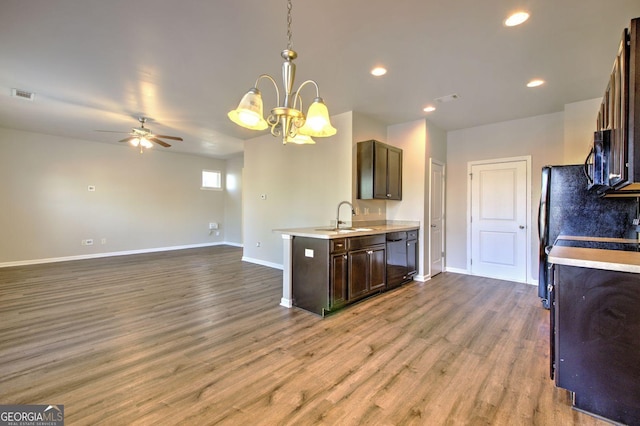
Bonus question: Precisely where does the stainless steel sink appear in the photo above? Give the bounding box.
[315,227,374,233]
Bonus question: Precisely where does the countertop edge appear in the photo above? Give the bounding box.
[548,246,640,274]
[274,224,420,239]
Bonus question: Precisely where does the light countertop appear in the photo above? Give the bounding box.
[275,221,420,239]
[549,244,640,274]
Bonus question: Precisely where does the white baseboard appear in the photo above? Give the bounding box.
[445,266,469,274]
[280,298,293,308]
[444,266,538,286]
[0,242,232,268]
[241,256,283,270]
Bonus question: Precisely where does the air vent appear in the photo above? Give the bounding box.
[434,93,460,103]
[11,88,35,101]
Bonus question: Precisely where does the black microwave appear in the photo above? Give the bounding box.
[584,129,611,193]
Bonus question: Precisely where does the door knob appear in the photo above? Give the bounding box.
[519,225,525,229]
[431,224,436,228]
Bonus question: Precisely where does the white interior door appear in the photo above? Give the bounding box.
[470,160,527,282]
[430,160,445,276]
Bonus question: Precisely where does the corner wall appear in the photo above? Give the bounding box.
[242,112,353,267]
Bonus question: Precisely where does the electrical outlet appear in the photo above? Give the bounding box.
[260,194,267,200]
[82,239,94,246]
[101,238,107,244]
[209,222,218,230]
[256,242,261,247]
[88,185,95,192]
[215,231,220,236]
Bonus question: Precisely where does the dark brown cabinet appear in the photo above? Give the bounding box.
[357,140,402,200]
[348,246,386,301]
[551,264,640,425]
[292,234,386,316]
[595,18,640,195]
[329,240,348,310]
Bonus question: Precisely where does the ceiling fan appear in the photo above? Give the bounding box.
[97,117,183,153]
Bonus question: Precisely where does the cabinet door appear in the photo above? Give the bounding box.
[348,249,370,300]
[608,34,628,188]
[386,146,402,200]
[330,253,348,309]
[373,143,389,199]
[407,239,417,277]
[369,246,386,291]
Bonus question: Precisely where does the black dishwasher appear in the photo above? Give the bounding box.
[386,231,416,289]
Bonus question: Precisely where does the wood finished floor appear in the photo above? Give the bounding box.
[0,246,607,425]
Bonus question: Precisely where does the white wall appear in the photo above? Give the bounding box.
[446,111,566,281]
[564,97,601,164]
[242,112,353,267]
[446,98,603,281]
[352,112,389,220]
[224,154,244,245]
[0,127,238,265]
[386,119,447,280]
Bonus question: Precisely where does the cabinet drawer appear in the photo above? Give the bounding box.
[348,234,385,250]
[330,238,347,253]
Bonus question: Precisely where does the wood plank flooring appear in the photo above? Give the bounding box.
[0,246,607,425]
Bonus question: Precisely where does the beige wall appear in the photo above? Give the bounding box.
[563,98,601,164]
[242,112,353,267]
[0,127,237,265]
[224,154,244,245]
[446,111,566,281]
[351,112,389,220]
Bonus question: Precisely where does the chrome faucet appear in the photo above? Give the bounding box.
[336,201,355,229]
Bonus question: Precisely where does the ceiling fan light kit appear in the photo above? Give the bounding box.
[227,0,336,145]
[98,117,183,154]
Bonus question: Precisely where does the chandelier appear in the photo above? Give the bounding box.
[227,0,337,144]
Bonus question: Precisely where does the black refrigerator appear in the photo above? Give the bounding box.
[537,165,638,308]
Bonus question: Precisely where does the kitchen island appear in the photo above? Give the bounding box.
[548,237,640,425]
[276,222,420,315]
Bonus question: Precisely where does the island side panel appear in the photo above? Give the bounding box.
[292,237,330,315]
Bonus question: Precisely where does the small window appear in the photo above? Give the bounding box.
[202,170,222,190]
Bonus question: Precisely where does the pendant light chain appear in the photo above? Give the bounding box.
[286,0,293,50]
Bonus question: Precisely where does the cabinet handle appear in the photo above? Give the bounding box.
[367,250,373,255]
[387,194,391,197]
[343,254,347,260]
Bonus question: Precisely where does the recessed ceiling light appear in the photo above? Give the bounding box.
[371,67,387,77]
[505,11,530,27]
[527,79,545,88]
[423,106,436,113]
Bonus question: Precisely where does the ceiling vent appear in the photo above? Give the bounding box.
[435,93,460,103]
[11,88,35,101]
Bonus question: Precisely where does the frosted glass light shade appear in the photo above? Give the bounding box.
[298,97,337,137]
[227,88,269,130]
[286,134,316,145]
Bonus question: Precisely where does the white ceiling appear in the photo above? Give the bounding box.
[1,0,639,158]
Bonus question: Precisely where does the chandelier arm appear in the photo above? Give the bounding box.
[255,74,281,107]
[292,80,321,111]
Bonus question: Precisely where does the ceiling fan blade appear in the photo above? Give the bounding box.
[154,135,183,141]
[118,136,136,143]
[150,137,171,147]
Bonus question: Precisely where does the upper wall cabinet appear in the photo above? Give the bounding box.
[597,18,640,196]
[357,140,402,200]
